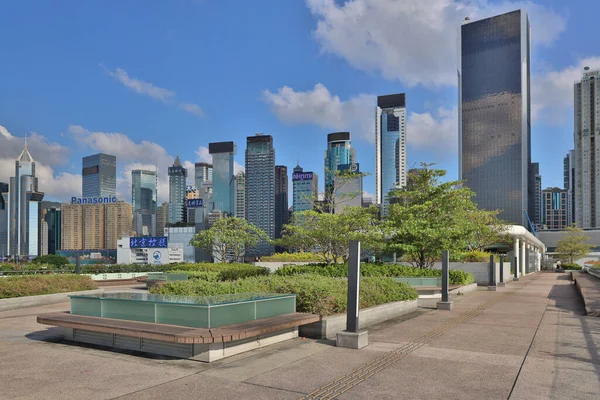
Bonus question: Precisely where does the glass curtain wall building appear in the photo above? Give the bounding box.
[459,10,531,226]
[376,93,407,216]
[275,165,289,239]
[209,142,235,215]
[292,165,318,214]
[245,135,275,256]
[194,162,213,188]
[82,153,116,198]
[324,132,355,199]
[0,182,8,258]
[132,170,157,236]
[564,150,575,226]
[234,171,246,219]
[168,156,187,224]
[44,208,61,254]
[574,68,600,228]
[7,146,44,257]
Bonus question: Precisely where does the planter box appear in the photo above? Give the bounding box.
[299,300,418,340]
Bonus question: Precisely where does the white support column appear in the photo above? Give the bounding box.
[514,238,520,279]
[521,242,527,276]
[535,248,541,271]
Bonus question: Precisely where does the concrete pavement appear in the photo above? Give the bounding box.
[0,273,598,399]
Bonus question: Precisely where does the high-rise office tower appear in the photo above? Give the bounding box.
[132,170,157,236]
[234,171,246,219]
[292,165,318,214]
[245,134,275,256]
[564,150,575,226]
[0,182,8,258]
[459,10,531,226]
[7,145,44,257]
[40,220,48,256]
[376,93,407,216]
[529,162,542,226]
[168,156,187,224]
[574,68,600,228]
[275,165,289,239]
[44,207,61,254]
[82,153,116,198]
[209,142,235,215]
[334,163,363,214]
[542,188,570,230]
[324,132,355,198]
[156,202,169,236]
[195,162,213,188]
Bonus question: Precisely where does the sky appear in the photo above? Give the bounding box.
[0,0,598,205]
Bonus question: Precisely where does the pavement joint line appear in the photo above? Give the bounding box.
[299,288,526,400]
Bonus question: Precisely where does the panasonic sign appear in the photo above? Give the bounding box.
[70,196,118,205]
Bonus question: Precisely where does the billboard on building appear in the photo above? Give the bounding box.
[129,236,167,248]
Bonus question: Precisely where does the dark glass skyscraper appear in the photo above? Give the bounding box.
[245,134,275,256]
[168,156,187,224]
[325,132,355,197]
[132,169,157,236]
[459,10,531,226]
[82,153,116,198]
[274,165,289,239]
[209,142,235,215]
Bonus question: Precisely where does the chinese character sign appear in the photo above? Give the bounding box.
[130,236,168,248]
[187,199,203,208]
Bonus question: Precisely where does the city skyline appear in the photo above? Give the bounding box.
[0,1,592,207]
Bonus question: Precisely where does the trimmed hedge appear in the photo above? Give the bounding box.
[261,252,323,262]
[561,263,582,270]
[274,263,475,285]
[150,274,418,316]
[0,275,97,299]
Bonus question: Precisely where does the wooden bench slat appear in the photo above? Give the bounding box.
[37,311,320,345]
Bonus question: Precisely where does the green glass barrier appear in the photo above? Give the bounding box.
[155,304,208,328]
[101,299,156,323]
[256,296,295,319]
[209,301,256,328]
[70,297,101,317]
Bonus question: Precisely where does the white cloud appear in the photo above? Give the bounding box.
[262,83,375,142]
[179,103,204,118]
[103,66,175,103]
[0,124,70,166]
[407,107,458,158]
[532,57,600,125]
[306,0,566,87]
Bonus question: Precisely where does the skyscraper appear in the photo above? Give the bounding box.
[334,163,363,214]
[156,202,169,236]
[529,162,542,226]
[574,68,600,228]
[376,93,407,216]
[459,10,531,226]
[275,165,289,239]
[168,156,187,224]
[234,171,246,219]
[44,207,61,254]
[292,165,318,214]
[564,150,575,226]
[245,134,275,256]
[325,132,355,198]
[82,153,116,198]
[0,182,8,258]
[7,145,44,257]
[132,170,157,236]
[209,142,235,215]
[542,188,570,230]
[194,162,213,189]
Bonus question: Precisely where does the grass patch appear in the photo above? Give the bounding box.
[0,275,97,299]
[151,274,418,316]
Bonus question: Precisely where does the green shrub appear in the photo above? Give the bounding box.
[168,263,269,281]
[274,263,475,285]
[450,251,494,263]
[167,270,221,281]
[561,263,582,270]
[31,254,70,268]
[0,275,97,299]
[151,274,418,316]
[261,252,323,262]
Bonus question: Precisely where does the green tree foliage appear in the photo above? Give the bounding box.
[386,164,507,269]
[276,206,382,265]
[556,226,592,264]
[30,254,70,268]
[189,217,268,263]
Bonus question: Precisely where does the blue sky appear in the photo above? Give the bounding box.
[0,0,598,204]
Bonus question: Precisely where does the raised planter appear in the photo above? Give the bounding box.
[85,272,151,281]
[0,289,105,312]
[299,299,418,340]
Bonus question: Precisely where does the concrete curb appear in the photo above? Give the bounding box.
[0,289,105,312]
[299,300,418,340]
[451,283,478,296]
[572,272,600,317]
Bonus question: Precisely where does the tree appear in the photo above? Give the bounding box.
[189,217,268,263]
[276,206,381,264]
[31,254,70,268]
[556,226,591,264]
[385,163,507,269]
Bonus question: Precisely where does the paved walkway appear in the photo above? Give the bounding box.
[0,273,599,399]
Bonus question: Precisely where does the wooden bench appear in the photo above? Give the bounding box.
[37,312,320,361]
